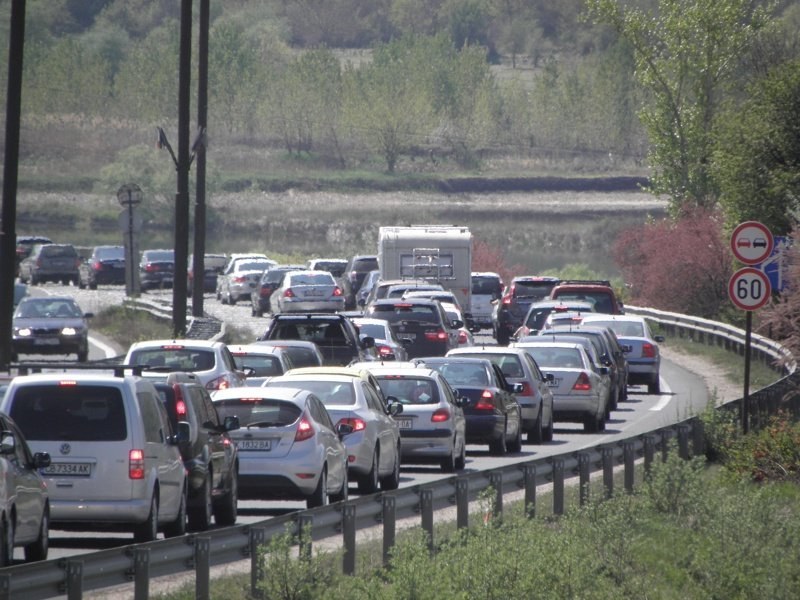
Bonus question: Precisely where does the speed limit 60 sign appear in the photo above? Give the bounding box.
[728,267,771,311]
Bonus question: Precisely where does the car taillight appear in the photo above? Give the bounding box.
[294,414,315,442]
[475,390,495,410]
[572,372,592,391]
[642,343,657,358]
[92,260,102,271]
[518,381,533,396]
[284,288,295,298]
[377,344,394,357]
[172,384,188,417]
[424,329,448,342]
[337,417,366,432]
[145,263,158,272]
[333,287,343,296]
[501,283,515,305]
[431,408,451,422]
[205,374,232,391]
[129,449,145,479]
[233,275,247,283]
[260,286,272,298]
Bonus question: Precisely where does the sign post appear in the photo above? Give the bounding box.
[117,183,143,297]
[728,221,774,435]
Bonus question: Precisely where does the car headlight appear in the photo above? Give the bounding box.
[16,327,32,337]
[61,327,79,336]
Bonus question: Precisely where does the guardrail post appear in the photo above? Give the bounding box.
[553,459,565,515]
[523,464,536,518]
[643,434,655,478]
[249,527,266,599]
[342,504,356,575]
[578,452,591,506]
[133,547,150,600]
[602,446,614,499]
[490,472,503,522]
[456,478,469,530]
[382,495,396,566]
[660,430,670,462]
[298,514,313,561]
[0,574,9,600]
[691,419,705,457]
[421,489,434,554]
[623,441,635,493]
[196,536,211,600]
[66,560,83,600]
[677,425,690,460]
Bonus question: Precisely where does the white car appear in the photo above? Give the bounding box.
[351,317,410,362]
[227,344,296,386]
[212,386,350,508]
[217,256,276,305]
[270,270,346,314]
[439,301,474,347]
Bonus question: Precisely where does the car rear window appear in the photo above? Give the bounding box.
[375,376,439,405]
[264,379,355,406]
[232,354,283,377]
[312,261,347,277]
[10,384,127,441]
[95,247,124,260]
[352,258,378,273]
[145,251,174,262]
[472,276,502,295]
[523,347,583,369]
[368,304,439,324]
[454,353,523,378]
[513,280,558,299]
[427,363,489,387]
[214,397,301,427]
[129,347,216,371]
[41,245,77,258]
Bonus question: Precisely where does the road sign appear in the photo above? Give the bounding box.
[730,221,773,265]
[759,236,790,294]
[728,267,771,311]
[117,183,143,206]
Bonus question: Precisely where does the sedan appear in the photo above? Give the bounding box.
[211,387,350,508]
[351,317,410,362]
[227,344,296,386]
[263,367,403,494]
[219,257,276,305]
[366,364,466,472]
[139,249,174,291]
[580,315,665,394]
[417,356,523,455]
[250,265,305,317]
[270,270,346,314]
[12,296,93,362]
[0,411,51,566]
[514,341,611,433]
[78,245,126,289]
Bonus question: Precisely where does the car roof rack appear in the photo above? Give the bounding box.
[12,363,145,377]
[555,279,612,287]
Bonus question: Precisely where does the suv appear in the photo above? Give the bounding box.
[78,245,126,289]
[492,276,561,345]
[340,255,379,310]
[124,339,248,391]
[362,278,441,310]
[1,371,188,542]
[153,373,240,531]
[259,313,377,366]
[18,243,81,286]
[15,235,53,275]
[548,280,624,315]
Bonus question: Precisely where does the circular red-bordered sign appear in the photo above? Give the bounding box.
[728,267,771,311]
[730,221,773,265]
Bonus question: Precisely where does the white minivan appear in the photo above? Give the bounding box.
[469,272,504,331]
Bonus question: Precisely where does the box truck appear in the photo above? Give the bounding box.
[377,226,473,311]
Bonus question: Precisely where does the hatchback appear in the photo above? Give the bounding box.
[270,270,345,314]
[513,299,596,339]
[18,243,81,286]
[212,387,350,508]
[12,296,93,362]
[263,367,403,494]
[78,245,126,289]
[340,255,379,310]
[227,344,296,386]
[218,257,276,305]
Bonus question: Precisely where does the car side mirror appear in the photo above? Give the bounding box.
[336,422,354,438]
[621,344,633,353]
[544,373,555,383]
[388,401,404,416]
[33,451,51,469]
[224,415,240,432]
[84,312,94,319]
[598,366,610,376]
[452,319,464,329]
[0,431,14,455]
[361,335,375,349]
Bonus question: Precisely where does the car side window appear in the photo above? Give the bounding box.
[362,383,387,414]
[199,389,220,428]
[524,354,544,381]
[310,396,335,431]
[138,391,167,443]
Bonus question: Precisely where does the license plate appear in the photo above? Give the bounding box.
[547,378,562,387]
[397,419,413,429]
[34,338,60,346]
[43,462,91,476]
[236,439,272,451]
[399,333,416,341]
[305,289,324,297]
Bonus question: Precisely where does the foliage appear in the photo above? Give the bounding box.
[586,0,773,214]
[471,238,525,284]
[612,207,733,318]
[758,225,800,358]
[720,412,800,484]
[91,305,171,351]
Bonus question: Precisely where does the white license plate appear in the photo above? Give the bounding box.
[397,419,413,429]
[305,290,324,297]
[399,333,416,341]
[547,378,562,387]
[236,439,272,451]
[34,338,60,346]
[43,462,91,476]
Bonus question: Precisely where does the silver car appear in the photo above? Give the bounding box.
[513,341,610,433]
[351,317,410,362]
[227,344,295,387]
[262,367,403,494]
[365,364,467,472]
[218,257,276,305]
[580,315,665,394]
[270,270,346,314]
[211,387,350,508]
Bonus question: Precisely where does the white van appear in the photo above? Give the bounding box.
[470,272,503,331]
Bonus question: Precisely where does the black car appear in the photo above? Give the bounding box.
[139,248,175,291]
[417,356,523,455]
[364,298,461,359]
[78,245,126,289]
[15,235,52,276]
[492,276,561,345]
[339,255,379,310]
[250,264,305,317]
[18,243,81,286]
[11,296,93,362]
[153,373,240,531]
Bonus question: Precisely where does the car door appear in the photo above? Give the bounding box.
[193,388,228,491]
[1,417,46,543]
[308,396,346,491]
[361,382,399,474]
[490,364,520,431]
[138,391,184,518]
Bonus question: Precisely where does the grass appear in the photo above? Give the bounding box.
[91,305,172,350]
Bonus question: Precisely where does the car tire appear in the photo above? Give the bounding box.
[29,273,38,286]
[78,278,86,290]
[163,486,187,538]
[454,438,466,470]
[0,514,13,567]
[648,377,661,395]
[329,465,349,503]
[496,329,510,346]
[584,414,601,433]
[188,475,213,532]
[527,408,544,444]
[543,411,554,442]
[489,425,507,456]
[357,449,380,494]
[441,438,458,473]
[213,471,238,527]
[77,348,88,363]
[227,290,236,305]
[380,446,401,490]
[307,469,328,509]
[89,280,97,290]
[71,275,80,287]
[133,495,159,543]
[508,419,523,453]
[24,505,49,562]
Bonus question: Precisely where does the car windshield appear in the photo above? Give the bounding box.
[523,347,583,369]
[265,379,355,406]
[214,398,301,427]
[376,376,438,404]
[128,347,216,371]
[368,304,439,324]
[10,385,127,441]
[15,299,81,319]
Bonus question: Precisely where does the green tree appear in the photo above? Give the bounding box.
[713,59,800,235]
[586,0,773,215]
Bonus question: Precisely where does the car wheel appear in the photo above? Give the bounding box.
[508,418,523,453]
[357,449,380,494]
[213,471,238,527]
[133,495,159,543]
[441,438,458,473]
[29,273,38,285]
[163,486,187,538]
[329,465,349,503]
[78,278,86,290]
[496,329,510,346]
[77,348,88,363]
[89,280,97,290]
[188,475,213,532]
[9,351,18,363]
[0,514,14,567]
[454,437,466,470]
[380,445,401,490]
[648,377,661,394]
[543,411,554,442]
[72,275,80,287]
[489,424,507,456]
[227,290,236,305]
[528,408,544,444]
[307,469,328,509]
[24,505,49,562]
[584,414,601,433]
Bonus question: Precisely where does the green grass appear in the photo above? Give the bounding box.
[91,305,173,350]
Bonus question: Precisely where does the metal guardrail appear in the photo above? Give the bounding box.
[1,307,797,599]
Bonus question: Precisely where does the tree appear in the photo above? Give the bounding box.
[612,208,733,318]
[758,225,800,359]
[586,0,773,215]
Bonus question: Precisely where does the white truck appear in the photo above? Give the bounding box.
[377,225,473,311]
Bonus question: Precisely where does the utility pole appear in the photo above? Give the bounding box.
[192,0,210,317]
